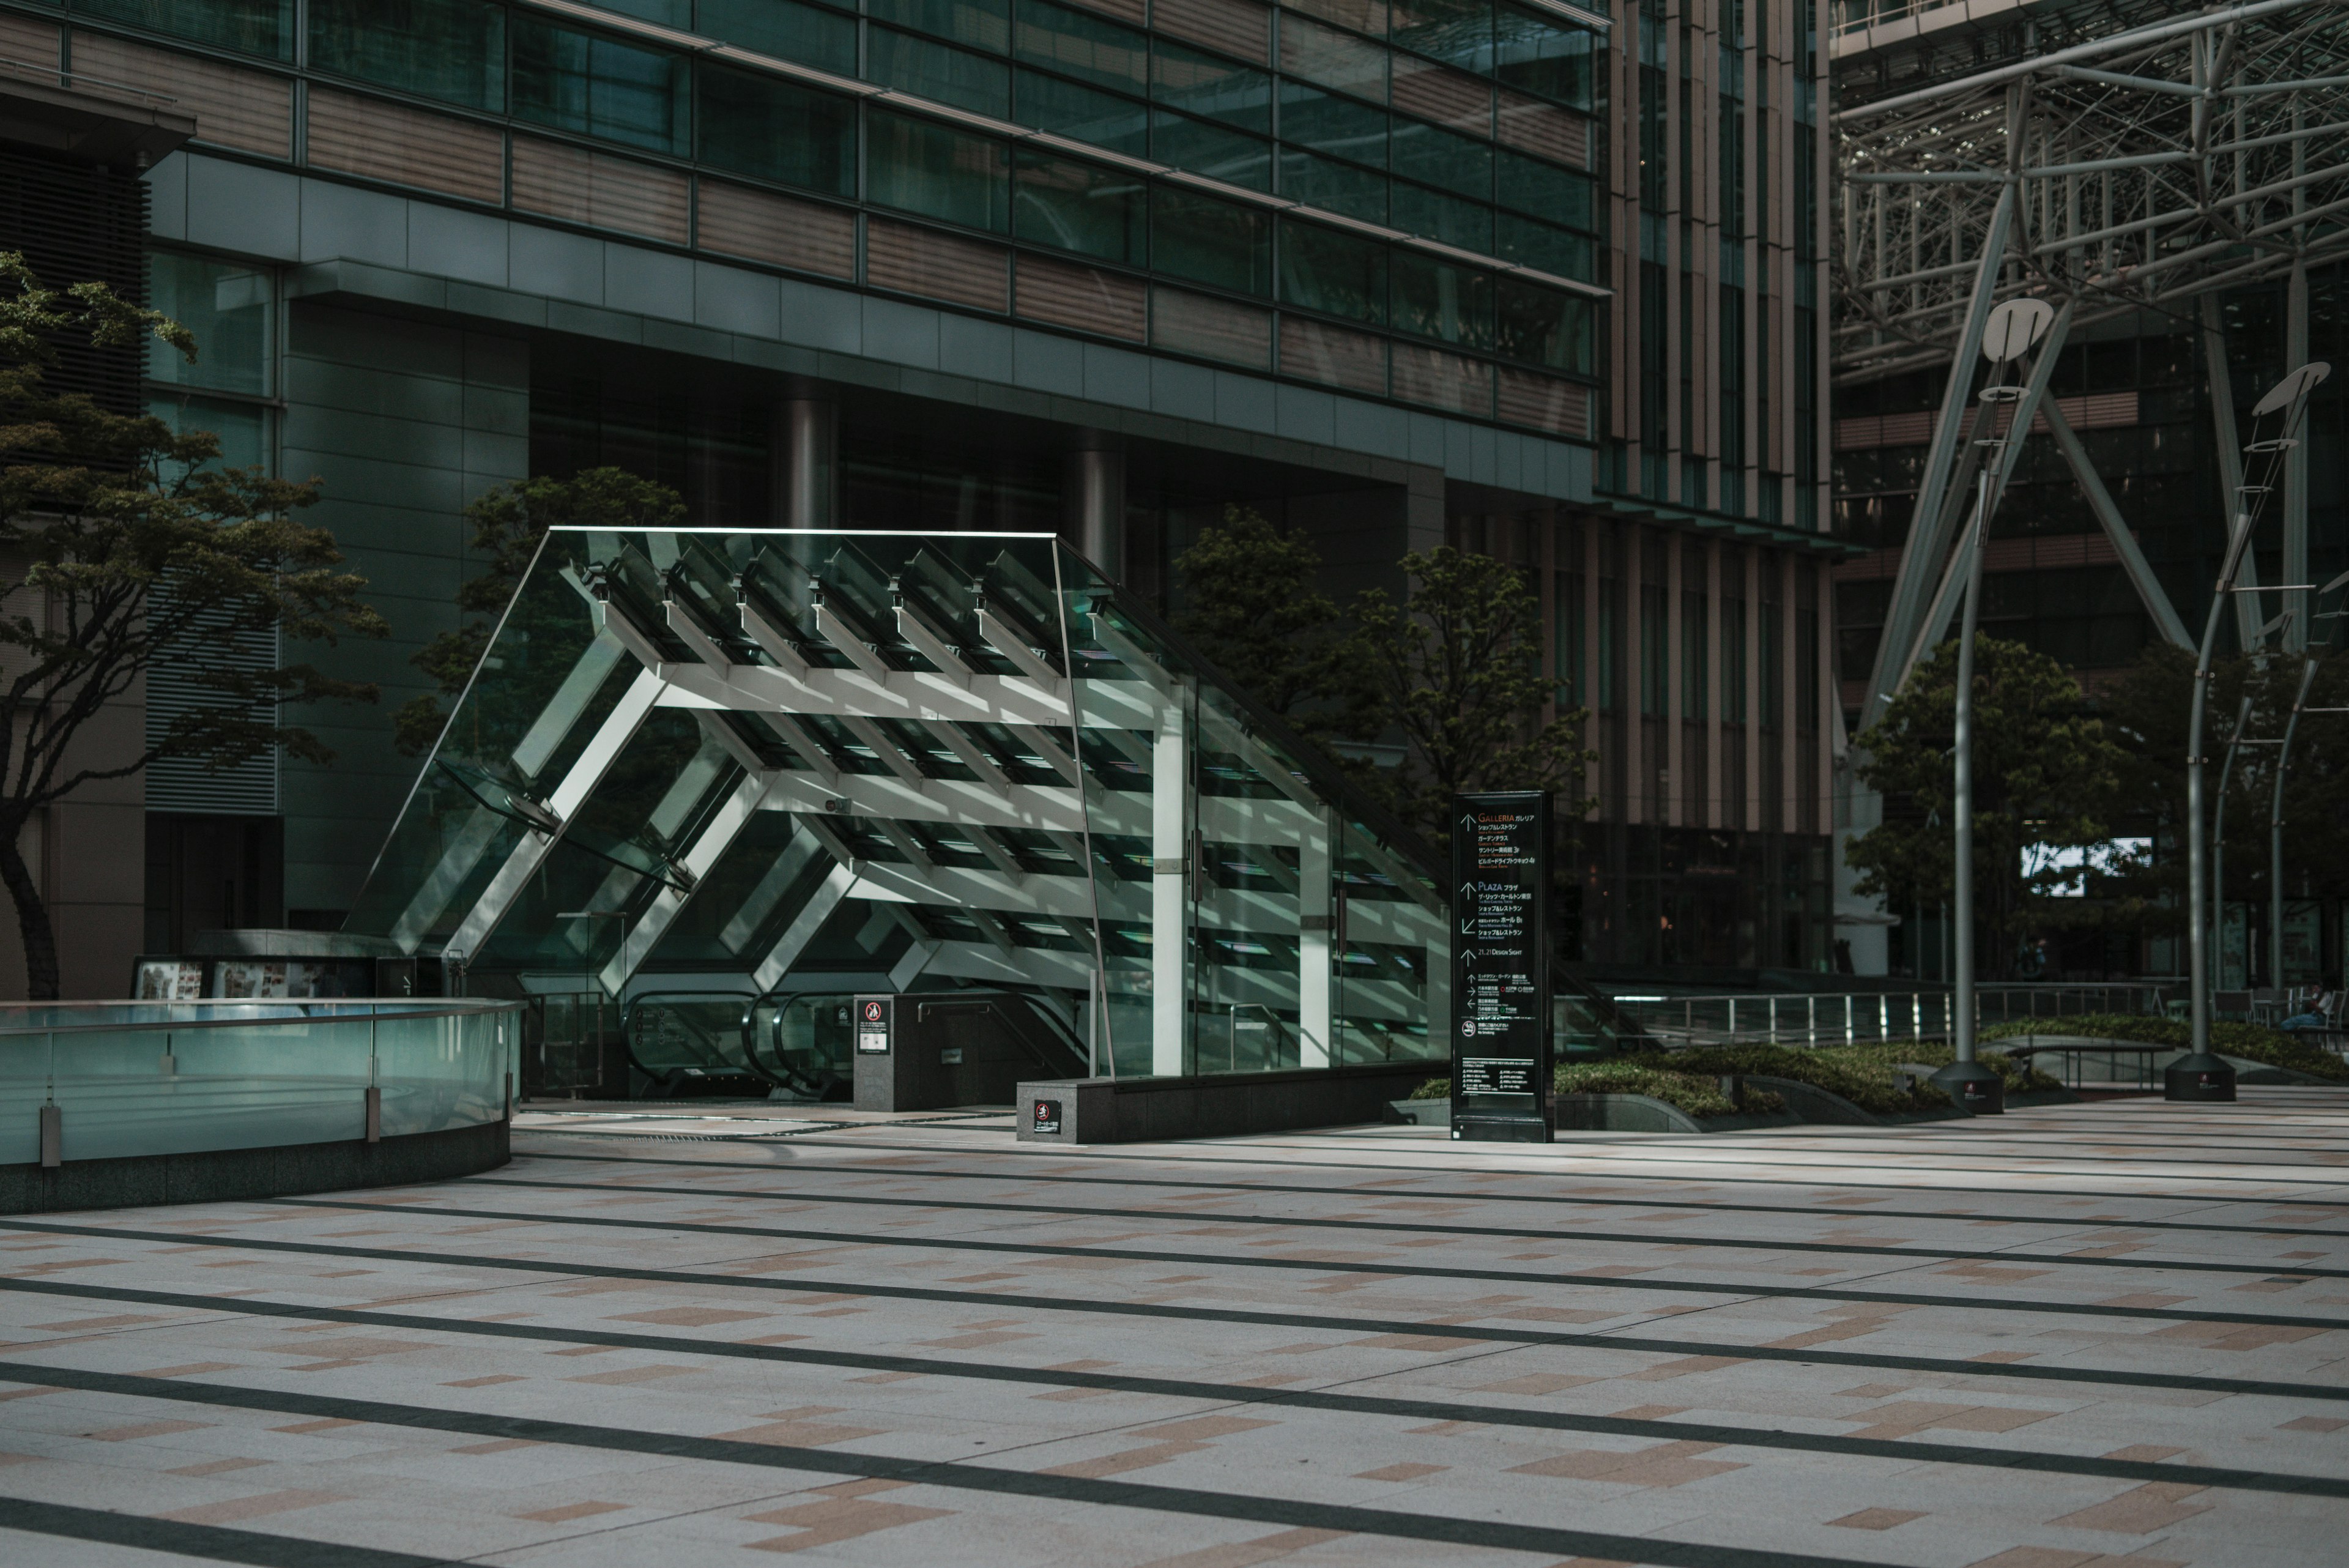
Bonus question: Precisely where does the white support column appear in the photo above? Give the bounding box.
[1297,806,1332,1068]
[599,771,770,995]
[1151,691,1188,1077]
[1705,539,1724,830]
[752,863,853,992]
[2202,294,2265,653]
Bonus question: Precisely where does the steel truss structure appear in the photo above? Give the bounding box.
[1832,0,2349,727]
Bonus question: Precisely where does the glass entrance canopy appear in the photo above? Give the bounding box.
[345,530,1449,1080]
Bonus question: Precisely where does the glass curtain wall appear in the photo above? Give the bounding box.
[344,530,1445,1081]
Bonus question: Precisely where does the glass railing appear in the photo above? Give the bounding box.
[1603,984,2167,1049]
[0,999,521,1165]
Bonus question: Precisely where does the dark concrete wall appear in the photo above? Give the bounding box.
[0,1119,509,1214]
[1018,1060,1434,1144]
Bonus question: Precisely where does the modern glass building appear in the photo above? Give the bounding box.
[0,0,1844,1001]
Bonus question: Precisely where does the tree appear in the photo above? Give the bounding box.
[0,255,384,997]
[1847,635,2124,978]
[1346,546,1592,843]
[393,467,686,756]
[1169,505,1353,730]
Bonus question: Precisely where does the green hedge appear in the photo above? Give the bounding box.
[1980,1013,2349,1082]
[1653,1044,1954,1114]
[1826,1040,2064,1095]
[1407,1065,1786,1118]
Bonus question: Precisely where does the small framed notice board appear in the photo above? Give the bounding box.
[1449,791,1553,1143]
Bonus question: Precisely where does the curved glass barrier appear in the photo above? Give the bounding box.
[0,1000,520,1165]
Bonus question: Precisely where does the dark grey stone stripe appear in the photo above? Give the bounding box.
[472,1174,2349,1279]
[0,1361,2072,1568]
[518,1148,2349,1238]
[254,1196,2349,1331]
[6,1222,2345,1401]
[0,1496,460,1567]
[3,1277,2343,1494]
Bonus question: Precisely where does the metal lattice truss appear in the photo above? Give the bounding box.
[1833,0,2349,726]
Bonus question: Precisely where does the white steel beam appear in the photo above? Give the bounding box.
[599,770,771,994]
[2040,402,2195,649]
[751,862,854,992]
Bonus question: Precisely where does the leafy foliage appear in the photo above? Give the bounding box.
[1169,506,1352,730]
[1652,1043,1959,1113]
[393,468,685,756]
[1980,1013,2349,1081]
[1848,636,2124,977]
[0,254,384,997]
[1407,1066,1785,1118]
[1346,546,1593,842]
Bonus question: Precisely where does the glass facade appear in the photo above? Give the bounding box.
[47,0,1606,436]
[346,530,1449,1079]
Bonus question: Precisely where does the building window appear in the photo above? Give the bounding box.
[1012,149,1146,264]
[697,65,857,195]
[1149,185,1269,295]
[696,0,858,75]
[512,17,691,155]
[1278,218,1387,325]
[77,0,292,60]
[308,0,503,110]
[869,110,1012,231]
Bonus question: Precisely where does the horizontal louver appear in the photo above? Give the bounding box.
[1496,368,1588,438]
[1497,91,1587,168]
[0,13,58,71]
[866,219,1009,313]
[1393,57,1491,135]
[1151,0,1269,65]
[1071,0,1147,23]
[696,180,856,279]
[67,34,290,158]
[511,137,690,244]
[144,601,279,816]
[1015,255,1146,340]
[1151,287,1271,368]
[1279,317,1386,395]
[1393,343,1493,415]
[306,88,503,204]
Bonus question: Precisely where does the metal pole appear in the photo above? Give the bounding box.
[2269,659,2318,990]
[1948,470,1990,1088]
[2211,694,2251,990]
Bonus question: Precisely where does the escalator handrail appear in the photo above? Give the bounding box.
[621,990,779,1088]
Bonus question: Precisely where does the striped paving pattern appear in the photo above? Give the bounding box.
[2,1089,2345,1566]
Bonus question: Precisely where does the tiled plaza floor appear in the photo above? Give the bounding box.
[2,1088,2345,1566]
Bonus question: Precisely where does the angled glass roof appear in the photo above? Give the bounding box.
[344,529,1450,1080]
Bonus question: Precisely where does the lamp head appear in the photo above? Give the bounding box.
[1980,298,2055,365]
[2252,362,2330,418]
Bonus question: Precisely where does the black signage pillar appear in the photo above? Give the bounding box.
[1449,792,1553,1143]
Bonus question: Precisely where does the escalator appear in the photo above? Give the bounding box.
[621,993,773,1098]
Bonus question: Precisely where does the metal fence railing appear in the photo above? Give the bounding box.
[1606,984,2167,1050]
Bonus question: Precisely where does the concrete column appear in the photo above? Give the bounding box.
[771,396,837,529]
[1705,540,1723,830]
[1623,524,1644,827]
[1297,808,1332,1069]
[1781,549,1800,834]
[1744,545,1764,829]
[1063,437,1126,580]
[1152,693,1188,1077]
[1665,536,1684,827]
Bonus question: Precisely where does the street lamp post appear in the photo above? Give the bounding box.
[2174,362,2329,1101]
[1930,297,2053,1117]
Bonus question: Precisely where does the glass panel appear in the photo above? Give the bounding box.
[869,110,1012,231]
[512,17,691,155]
[1278,81,1387,168]
[1495,211,1595,280]
[1151,111,1272,190]
[1278,13,1387,102]
[696,0,857,73]
[869,26,1012,119]
[1151,37,1271,132]
[1276,149,1386,223]
[697,65,858,193]
[1390,116,1491,197]
[1495,148,1594,229]
[866,0,1011,52]
[1013,70,1150,158]
[1390,182,1493,253]
[1014,0,1149,95]
[147,395,269,475]
[308,0,504,109]
[1391,0,1490,71]
[1495,276,1591,372]
[0,1031,47,1164]
[598,0,691,23]
[1391,249,1493,348]
[1493,2,1595,110]
[146,252,272,395]
[1014,149,1147,264]
[1149,186,1270,295]
[73,0,291,59]
[1277,217,1386,325]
